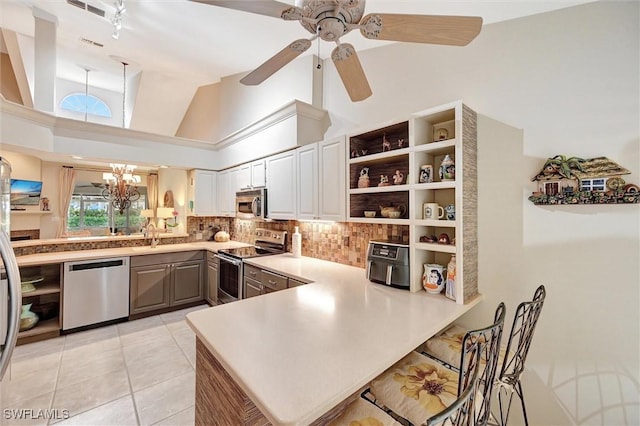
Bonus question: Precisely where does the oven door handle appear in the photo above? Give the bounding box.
[215,254,242,267]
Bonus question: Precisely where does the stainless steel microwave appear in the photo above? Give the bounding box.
[236,188,267,220]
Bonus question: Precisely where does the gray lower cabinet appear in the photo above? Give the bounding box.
[244,276,262,298]
[243,264,309,298]
[130,264,171,315]
[130,251,204,316]
[288,278,306,288]
[262,270,287,292]
[206,252,218,304]
[171,260,204,306]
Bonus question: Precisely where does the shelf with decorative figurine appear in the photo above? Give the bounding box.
[349,121,409,160]
[345,101,478,304]
[408,101,477,304]
[349,156,410,191]
[348,120,411,222]
[528,155,640,205]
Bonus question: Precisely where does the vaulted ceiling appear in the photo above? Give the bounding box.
[1,0,595,93]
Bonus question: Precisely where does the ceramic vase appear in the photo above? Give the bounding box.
[439,154,455,181]
[19,303,39,332]
[423,264,445,294]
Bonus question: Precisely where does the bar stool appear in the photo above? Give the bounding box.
[327,397,402,426]
[423,286,546,426]
[366,303,506,426]
[492,285,546,426]
[330,343,483,426]
[426,345,482,426]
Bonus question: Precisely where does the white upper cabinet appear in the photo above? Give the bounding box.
[297,144,318,220]
[228,167,240,194]
[188,170,217,216]
[297,138,346,221]
[216,170,234,217]
[251,159,266,188]
[236,164,252,191]
[235,160,266,191]
[266,150,297,220]
[318,138,346,221]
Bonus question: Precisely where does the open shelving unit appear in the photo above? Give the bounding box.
[18,263,63,344]
[347,101,478,304]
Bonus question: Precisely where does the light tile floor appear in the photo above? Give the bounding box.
[3,304,208,426]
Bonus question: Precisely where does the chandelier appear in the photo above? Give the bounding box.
[102,163,140,213]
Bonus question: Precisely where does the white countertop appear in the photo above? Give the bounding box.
[187,254,481,426]
[15,240,251,267]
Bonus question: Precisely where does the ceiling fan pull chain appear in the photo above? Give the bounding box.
[316,31,322,69]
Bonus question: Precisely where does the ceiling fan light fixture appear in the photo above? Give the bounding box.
[194,0,483,102]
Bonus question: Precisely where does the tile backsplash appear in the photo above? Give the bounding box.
[13,219,408,268]
[187,217,409,268]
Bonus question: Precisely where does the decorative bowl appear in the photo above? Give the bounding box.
[387,211,402,219]
[364,211,376,218]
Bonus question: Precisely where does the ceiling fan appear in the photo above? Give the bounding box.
[192,0,482,102]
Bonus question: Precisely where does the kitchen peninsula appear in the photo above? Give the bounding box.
[186,254,481,425]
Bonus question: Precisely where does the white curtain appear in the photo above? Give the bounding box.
[147,173,158,225]
[56,166,76,238]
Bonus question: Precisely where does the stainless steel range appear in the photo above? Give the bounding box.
[216,229,287,304]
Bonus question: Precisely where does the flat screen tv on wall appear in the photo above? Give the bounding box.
[10,179,43,207]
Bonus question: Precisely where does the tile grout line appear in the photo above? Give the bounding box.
[50,328,131,424]
[161,313,198,371]
[46,336,66,426]
[144,312,197,425]
[117,323,143,426]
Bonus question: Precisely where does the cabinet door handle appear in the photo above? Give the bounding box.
[249,270,257,276]
[268,279,277,285]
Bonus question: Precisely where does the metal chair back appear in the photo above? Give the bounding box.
[499,285,546,384]
[494,285,546,426]
[458,302,506,425]
[426,343,482,426]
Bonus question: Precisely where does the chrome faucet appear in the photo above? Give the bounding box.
[147,223,159,248]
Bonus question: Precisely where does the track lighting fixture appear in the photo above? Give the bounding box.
[111,0,125,40]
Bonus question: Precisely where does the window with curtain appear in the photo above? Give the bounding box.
[67,182,147,235]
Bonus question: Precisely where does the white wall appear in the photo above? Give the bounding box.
[129,70,199,136]
[321,2,638,424]
[217,55,316,139]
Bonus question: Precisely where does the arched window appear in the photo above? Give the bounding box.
[60,93,112,118]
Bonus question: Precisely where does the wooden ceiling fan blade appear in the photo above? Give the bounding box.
[240,39,312,85]
[331,44,372,102]
[190,1,303,20]
[360,14,483,46]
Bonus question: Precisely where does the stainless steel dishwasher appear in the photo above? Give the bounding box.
[63,257,130,331]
